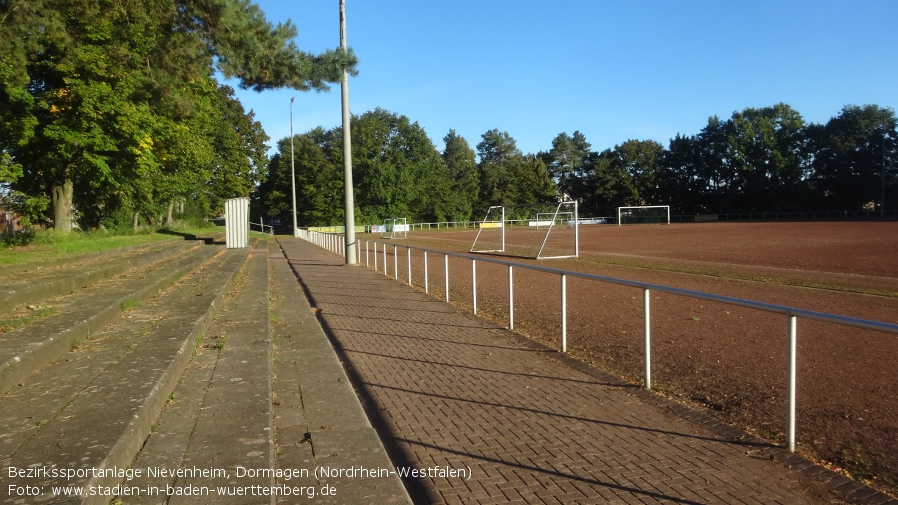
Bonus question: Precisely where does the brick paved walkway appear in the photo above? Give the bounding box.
[278,238,886,505]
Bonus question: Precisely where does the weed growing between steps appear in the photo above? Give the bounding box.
[0,305,57,332]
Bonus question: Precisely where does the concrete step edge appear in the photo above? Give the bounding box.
[77,248,252,505]
[0,245,222,394]
[0,240,200,311]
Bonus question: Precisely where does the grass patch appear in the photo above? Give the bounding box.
[120,297,140,312]
[0,306,57,333]
[214,335,228,350]
[121,296,140,312]
[0,229,176,266]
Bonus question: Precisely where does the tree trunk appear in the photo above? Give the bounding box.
[132,211,140,233]
[165,201,174,226]
[51,180,74,233]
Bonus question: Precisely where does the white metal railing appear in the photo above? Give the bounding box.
[295,232,898,454]
[250,221,274,234]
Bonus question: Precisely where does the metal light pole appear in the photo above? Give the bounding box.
[882,111,887,219]
[340,0,357,264]
[290,97,298,235]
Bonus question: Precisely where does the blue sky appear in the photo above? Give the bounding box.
[228,1,898,157]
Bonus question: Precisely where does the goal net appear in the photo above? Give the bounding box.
[471,202,578,259]
[380,217,408,239]
[617,205,670,225]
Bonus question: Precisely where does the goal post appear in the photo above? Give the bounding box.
[380,217,408,239]
[471,201,578,259]
[617,205,670,226]
[470,206,505,253]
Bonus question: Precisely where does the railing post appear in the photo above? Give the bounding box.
[508,265,514,330]
[373,241,378,271]
[407,247,412,285]
[444,254,450,302]
[424,251,429,294]
[561,274,567,353]
[472,259,478,315]
[787,315,797,452]
[574,201,579,257]
[394,245,398,280]
[365,240,369,267]
[644,288,651,390]
[383,242,387,275]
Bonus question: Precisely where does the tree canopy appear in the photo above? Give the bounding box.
[0,0,356,231]
[258,102,894,227]
[561,103,895,218]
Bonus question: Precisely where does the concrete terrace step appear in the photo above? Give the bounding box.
[126,241,271,504]
[1,245,249,505]
[0,243,226,394]
[0,238,197,312]
[121,240,410,504]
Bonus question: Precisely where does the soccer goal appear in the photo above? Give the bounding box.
[380,217,408,239]
[471,202,578,259]
[617,205,670,225]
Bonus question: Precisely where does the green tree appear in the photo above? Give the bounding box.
[726,103,807,211]
[661,134,706,214]
[475,129,522,215]
[693,115,736,212]
[613,139,664,205]
[544,131,591,200]
[351,108,450,223]
[807,105,896,211]
[475,129,557,216]
[204,85,270,206]
[256,130,342,228]
[0,0,356,231]
[577,149,636,216]
[442,130,479,221]
[512,154,557,205]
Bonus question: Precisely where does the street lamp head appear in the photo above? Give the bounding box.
[290,97,295,103]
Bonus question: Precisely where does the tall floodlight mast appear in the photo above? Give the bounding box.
[882,111,887,219]
[290,97,297,235]
[340,0,357,264]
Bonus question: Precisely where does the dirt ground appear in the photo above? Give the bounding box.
[369,221,898,497]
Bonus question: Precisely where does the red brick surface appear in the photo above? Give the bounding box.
[279,238,890,504]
